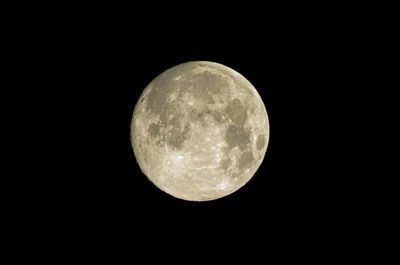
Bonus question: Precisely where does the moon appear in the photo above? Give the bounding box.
[130,61,269,201]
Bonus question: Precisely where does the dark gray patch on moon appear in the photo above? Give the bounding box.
[168,131,189,150]
[146,75,180,115]
[166,117,191,150]
[148,123,160,137]
[183,71,229,104]
[225,125,251,150]
[220,158,231,170]
[144,71,192,151]
[256,134,266,151]
[238,150,254,170]
[226,98,247,125]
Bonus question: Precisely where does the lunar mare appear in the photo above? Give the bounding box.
[131,61,269,201]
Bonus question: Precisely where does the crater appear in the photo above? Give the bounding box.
[225,125,251,150]
[256,134,266,151]
[226,98,247,124]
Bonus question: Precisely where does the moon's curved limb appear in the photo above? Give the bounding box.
[131,61,269,201]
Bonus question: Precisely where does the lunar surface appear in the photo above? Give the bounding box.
[130,61,269,201]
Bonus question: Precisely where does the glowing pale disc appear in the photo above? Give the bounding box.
[131,61,269,201]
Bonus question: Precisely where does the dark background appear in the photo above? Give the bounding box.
[59,26,345,237]
[16,4,371,256]
[4,1,390,260]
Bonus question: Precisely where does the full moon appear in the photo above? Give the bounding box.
[130,61,269,201]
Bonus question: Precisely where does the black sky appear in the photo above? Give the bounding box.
[25,5,362,254]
